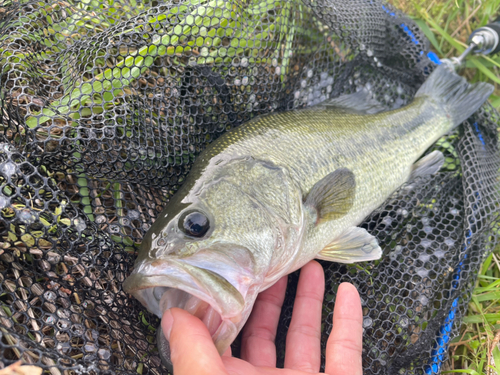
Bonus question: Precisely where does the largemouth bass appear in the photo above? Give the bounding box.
[123,66,493,357]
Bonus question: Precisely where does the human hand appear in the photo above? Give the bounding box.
[161,260,363,375]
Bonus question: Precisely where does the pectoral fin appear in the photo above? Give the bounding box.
[305,168,356,224]
[410,150,444,180]
[316,227,382,263]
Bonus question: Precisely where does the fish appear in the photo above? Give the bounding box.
[123,65,493,359]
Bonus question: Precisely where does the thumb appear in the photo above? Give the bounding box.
[161,308,228,375]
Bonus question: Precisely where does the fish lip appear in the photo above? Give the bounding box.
[123,258,245,320]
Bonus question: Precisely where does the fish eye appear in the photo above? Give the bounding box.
[179,210,210,238]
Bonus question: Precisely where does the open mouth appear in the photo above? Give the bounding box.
[123,257,249,353]
[151,286,223,336]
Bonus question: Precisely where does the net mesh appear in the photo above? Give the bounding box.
[0,1,499,374]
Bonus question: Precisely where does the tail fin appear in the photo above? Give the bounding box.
[415,65,493,128]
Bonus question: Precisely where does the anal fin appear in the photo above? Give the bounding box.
[316,227,382,263]
[410,150,444,180]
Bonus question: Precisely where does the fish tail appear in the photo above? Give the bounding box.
[415,65,493,128]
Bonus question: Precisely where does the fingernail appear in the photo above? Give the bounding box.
[161,309,174,341]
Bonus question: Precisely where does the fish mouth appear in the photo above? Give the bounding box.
[139,286,224,336]
[123,258,246,352]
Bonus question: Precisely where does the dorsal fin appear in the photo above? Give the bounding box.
[322,89,387,115]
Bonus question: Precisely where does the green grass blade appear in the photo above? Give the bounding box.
[463,313,500,324]
[469,58,500,85]
[413,18,443,55]
[490,95,500,109]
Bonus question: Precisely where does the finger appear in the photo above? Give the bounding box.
[325,282,363,375]
[162,308,228,375]
[223,356,319,375]
[284,260,324,373]
[223,347,232,357]
[240,274,288,367]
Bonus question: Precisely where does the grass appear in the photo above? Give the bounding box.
[387,0,500,372]
[390,0,500,107]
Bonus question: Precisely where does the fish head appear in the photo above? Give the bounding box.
[123,159,298,353]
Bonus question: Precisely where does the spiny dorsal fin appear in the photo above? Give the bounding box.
[305,168,355,224]
[323,89,386,115]
[316,227,382,263]
[410,150,445,180]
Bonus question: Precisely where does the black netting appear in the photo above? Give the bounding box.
[0,1,499,374]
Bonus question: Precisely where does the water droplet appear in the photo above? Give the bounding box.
[249,94,256,103]
[84,343,97,352]
[401,209,408,218]
[57,319,70,330]
[419,253,431,262]
[363,317,373,327]
[57,309,70,318]
[366,49,374,57]
[272,58,278,67]
[74,218,86,232]
[57,342,71,354]
[18,209,35,224]
[275,67,280,75]
[44,291,56,301]
[434,250,446,258]
[307,69,313,78]
[450,208,459,215]
[1,162,16,177]
[444,238,455,247]
[418,295,429,306]
[0,196,7,209]
[417,268,429,277]
[98,348,111,360]
[423,226,433,234]
[301,80,307,88]
[95,215,106,224]
[396,86,404,95]
[242,77,248,85]
[72,324,84,335]
[241,58,248,67]
[327,85,332,93]
[234,79,241,86]
[44,315,55,324]
[400,317,409,327]
[294,91,301,99]
[420,239,432,248]
[382,216,393,226]
[109,224,120,233]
